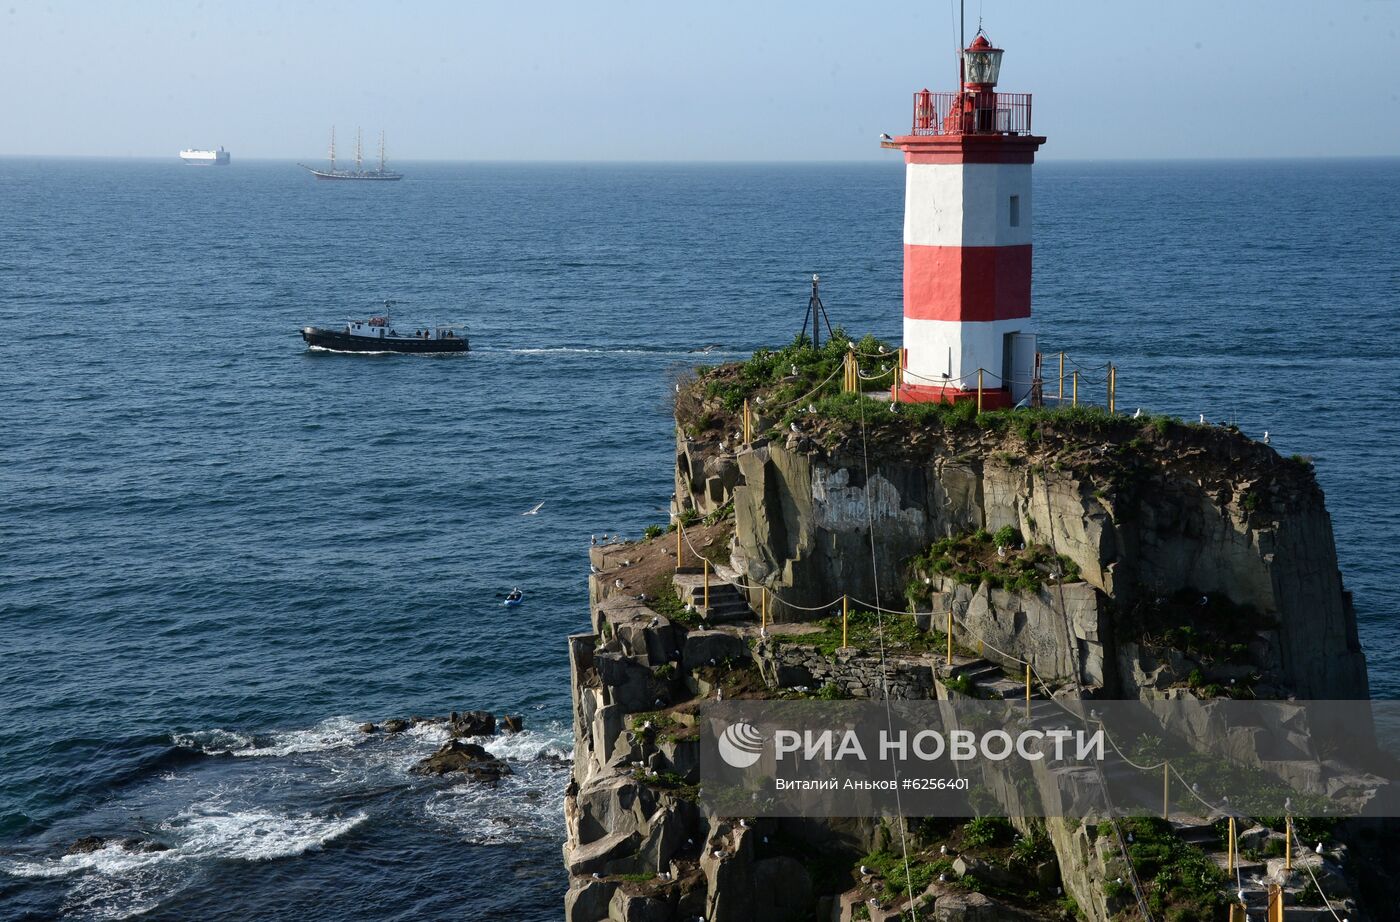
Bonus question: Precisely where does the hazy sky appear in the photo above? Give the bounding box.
[3,0,1397,161]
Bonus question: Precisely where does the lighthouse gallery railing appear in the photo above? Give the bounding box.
[911,91,1033,137]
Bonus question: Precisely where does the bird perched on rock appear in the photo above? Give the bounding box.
[592,871,603,879]
[615,578,625,589]
[739,818,749,828]
[1315,841,1324,854]
[591,534,597,546]
[789,422,800,434]
[1127,832,1134,843]
[939,844,948,855]
[939,873,948,882]
[1199,413,1207,424]
[711,850,723,859]
[1262,430,1270,444]
[860,864,872,876]
[1132,408,1142,419]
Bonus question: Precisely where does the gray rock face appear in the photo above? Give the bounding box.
[722,438,1367,699]
[681,630,750,672]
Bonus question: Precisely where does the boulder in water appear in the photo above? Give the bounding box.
[67,836,107,855]
[410,739,512,780]
[447,710,496,738]
[359,722,377,734]
[381,718,410,734]
[501,714,524,733]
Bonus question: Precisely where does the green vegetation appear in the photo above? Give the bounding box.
[771,609,940,657]
[815,682,849,700]
[941,673,977,697]
[648,582,703,628]
[962,816,1015,849]
[1123,589,1277,690]
[1114,817,1226,919]
[859,848,955,902]
[696,331,894,414]
[677,507,701,527]
[906,530,1080,601]
[643,523,666,540]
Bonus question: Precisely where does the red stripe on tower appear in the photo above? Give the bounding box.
[882,31,1046,407]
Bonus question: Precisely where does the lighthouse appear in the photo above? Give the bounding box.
[884,32,1046,407]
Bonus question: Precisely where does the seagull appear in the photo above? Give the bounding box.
[939,844,948,855]
[1198,595,1209,606]
[593,871,603,879]
[1315,841,1323,854]
[716,687,723,701]
[938,873,948,882]
[591,534,597,546]
[1132,408,1142,419]
[879,133,893,142]
[1262,430,1271,444]
[1237,889,1246,903]
[739,819,749,828]
[889,403,899,413]
[996,545,1006,559]
[712,849,723,859]
[589,564,600,574]
[649,617,660,628]
[1284,797,1292,813]
[1199,413,1207,424]
[523,501,545,516]
[789,422,800,433]
[675,383,681,393]
[1127,832,1134,843]
[762,836,769,844]
[860,865,872,876]
[615,578,625,589]
[1115,877,1124,886]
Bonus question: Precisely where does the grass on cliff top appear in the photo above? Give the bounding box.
[772,609,942,657]
[692,331,894,415]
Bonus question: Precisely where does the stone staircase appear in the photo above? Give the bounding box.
[672,572,755,625]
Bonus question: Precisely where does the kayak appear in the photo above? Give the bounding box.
[502,594,524,608]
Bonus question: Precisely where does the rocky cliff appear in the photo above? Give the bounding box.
[563,346,1382,921]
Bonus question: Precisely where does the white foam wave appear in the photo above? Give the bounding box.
[177,716,370,758]
[174,808,367,862]
[1,842,170,880]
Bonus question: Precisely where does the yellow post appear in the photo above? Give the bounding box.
[1162,762,1170,820]
[1267,884,1284,922]
[1108,364,1117,415]
[1285,816,1292,872]
[742,398,751,443]
[703,558,710,611]
[1227,816,1236,873]
[841,595,849,649]
[1229,903,1247,922]
[1057,352,1065,404]
[946,609,953,666]
[1072,371,1079,407]
[1024,662,1031,718]
[977,369,984,413]
[978,639,984,657]
[760,587,768,631]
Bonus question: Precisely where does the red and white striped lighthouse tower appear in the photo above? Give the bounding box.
[884,32,1046,407]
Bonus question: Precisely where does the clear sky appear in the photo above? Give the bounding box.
[3,0,1398,161]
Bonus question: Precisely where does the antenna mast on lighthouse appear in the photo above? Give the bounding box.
[355,127,363,172]
[799,274,835,350]
[329,126,336,172]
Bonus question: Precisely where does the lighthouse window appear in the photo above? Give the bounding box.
[1009,195,1021,227]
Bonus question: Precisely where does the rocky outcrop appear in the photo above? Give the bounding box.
[410,740,512,780]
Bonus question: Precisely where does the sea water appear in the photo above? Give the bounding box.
[1,157,1397,919]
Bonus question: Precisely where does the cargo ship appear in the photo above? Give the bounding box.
[299,128,402,181]
[179,147,230,166]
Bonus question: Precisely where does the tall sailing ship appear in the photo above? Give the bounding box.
[299,128,402,181]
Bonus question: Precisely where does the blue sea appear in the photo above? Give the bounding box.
[1,157,1397,919]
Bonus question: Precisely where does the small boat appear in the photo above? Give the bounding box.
[502,589,524,608]
[301,301,468,354]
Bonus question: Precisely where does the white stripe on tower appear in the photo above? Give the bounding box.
[902,160,1034,392]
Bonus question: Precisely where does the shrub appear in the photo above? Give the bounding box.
[962,816,1013,848]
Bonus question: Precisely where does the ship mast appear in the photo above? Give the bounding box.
[329,126,336,172]
[355,127,363,172]
[379,131,386,172]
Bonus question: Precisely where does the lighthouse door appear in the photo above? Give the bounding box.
[1005,332,1038,405]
